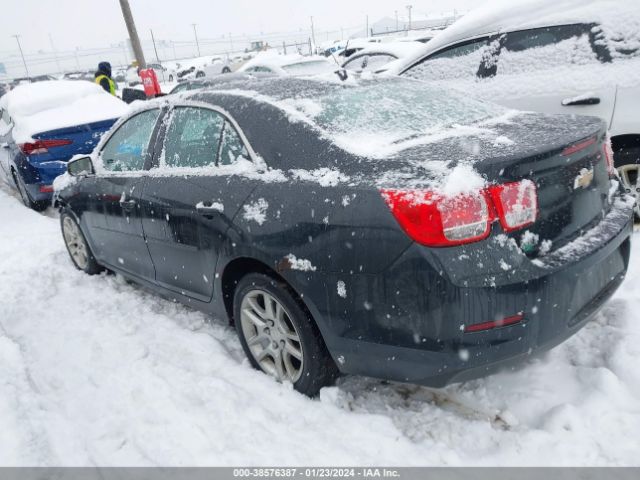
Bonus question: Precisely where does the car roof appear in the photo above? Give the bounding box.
[344,41,426,61]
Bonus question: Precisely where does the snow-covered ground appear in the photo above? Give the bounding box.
[1,182,639,466]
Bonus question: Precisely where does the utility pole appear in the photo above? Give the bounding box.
[192,23,201,57]
[309,16,316,52]
[395,10,399,31]
[118,0,146,68]
[12,35,29,78]
[366,15,369,37]
[48,34,61,74]
[229,33,234,54]
[406,5,413,31]
[150,29,160,62]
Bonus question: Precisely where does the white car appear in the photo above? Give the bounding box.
[392,0,640,179]
[125,63,176,86]
[341,41,426,75]
[238,54,337,76]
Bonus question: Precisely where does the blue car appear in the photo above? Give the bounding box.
[0,80,127,210]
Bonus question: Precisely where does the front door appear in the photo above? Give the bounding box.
[86,108,161,281]
[141,106,256,301]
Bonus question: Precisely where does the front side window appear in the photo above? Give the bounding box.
[161,107,225,168]
[403,38,489,81]
[363,54,397,72]
[100,109,159,172]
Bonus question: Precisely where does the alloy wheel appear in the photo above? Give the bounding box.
[617,164,640,218]
[62,216,89,270]
[240,289,304,383]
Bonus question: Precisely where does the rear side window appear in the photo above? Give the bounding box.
[161,107,224,168]
[403,38,489,81]
[343,55,368,71]
[496,24,604,76]
[100,109,159,172]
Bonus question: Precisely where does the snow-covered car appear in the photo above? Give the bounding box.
[126,63,176,86]
[56,76,632,396]
[394,0,640,202]
[341,41,426,75]
[238,54,337,76]
[0,81,128,210]
[168,72,274,95]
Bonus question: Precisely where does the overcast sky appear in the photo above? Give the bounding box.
[1,0,480,53]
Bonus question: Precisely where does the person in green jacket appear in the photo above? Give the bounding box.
[94,61,116,95]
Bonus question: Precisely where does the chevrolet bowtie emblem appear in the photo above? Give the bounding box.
[574,167,594,189]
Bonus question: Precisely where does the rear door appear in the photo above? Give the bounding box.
[489,24,616,124]
[141,105,256,301]
[85,108,161,281]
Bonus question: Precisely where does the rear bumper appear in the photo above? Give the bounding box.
[294,196,634,387]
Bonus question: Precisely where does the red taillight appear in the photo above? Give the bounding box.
[487,180,538,232]
[603,134,615,176]
[464,314,524,333]
[19,139,72,155]
[561,136,596,156]
[380,189,492,247]
[39,185,54,193]
[381,180,537,247]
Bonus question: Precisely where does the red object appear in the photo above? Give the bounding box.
[561,136,597,156]
[139,68,162,97]
[39,185,54,193]
[381,180,538,247]
[464,314,524,333]
[19,139,72,155]
[603,134,615,176]
[488,180,538,232]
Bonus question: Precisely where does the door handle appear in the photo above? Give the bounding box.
[562,96,600,106]
[119,199,136,210]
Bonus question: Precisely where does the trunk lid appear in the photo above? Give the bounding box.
[28,118,117,163]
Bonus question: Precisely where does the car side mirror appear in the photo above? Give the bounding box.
[67,156,94,177]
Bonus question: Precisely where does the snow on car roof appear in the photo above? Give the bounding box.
[346,41,426,60]
[239,53,334,72]
[0,80,129,143]
[422,0,640,55]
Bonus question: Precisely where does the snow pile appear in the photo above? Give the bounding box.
[285,254,317,272]
[289,168,350,187]
[242,198,269,225]
[0,183,640,465]
[0,81,128,143]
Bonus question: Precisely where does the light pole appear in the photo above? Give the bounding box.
[395,10,399,31]
[12,34,29,78]
[406,5,413,31]
[118,0,146,68]
[192,23,201,57]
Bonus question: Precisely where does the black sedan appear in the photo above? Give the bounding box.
[56,76,634,396]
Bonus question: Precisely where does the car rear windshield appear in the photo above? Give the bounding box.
[302,79,505,148]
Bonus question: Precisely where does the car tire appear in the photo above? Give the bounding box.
[196,70,205,78]
[222,67,231,74]
[60,210,103,275]
[11,169,48,211]
[614,147,640,219]
[234,273,338,396]
[168,74,174,82]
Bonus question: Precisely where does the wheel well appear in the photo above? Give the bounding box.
[611,134,640,152]
[221,257,312,326]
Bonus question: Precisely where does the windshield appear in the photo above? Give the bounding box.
[292,78,505,151]
[283,60,335,76]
